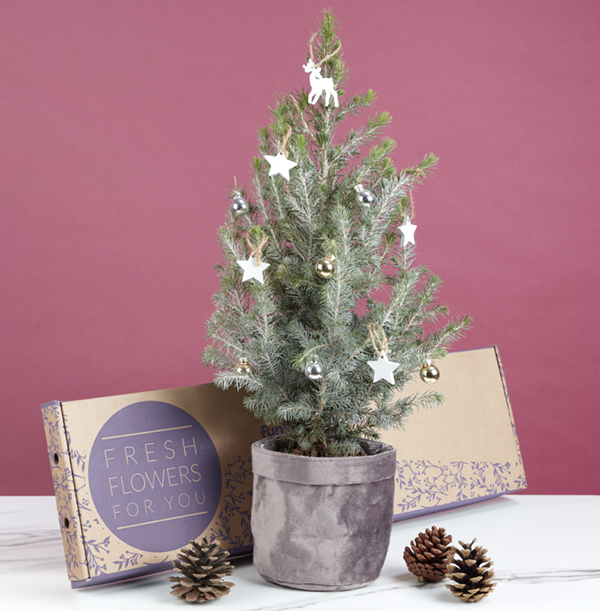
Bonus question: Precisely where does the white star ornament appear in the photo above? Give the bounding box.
[237,255,270,284]
[367,352,400,385]
[264,152,297,181]
[399,215,417,248]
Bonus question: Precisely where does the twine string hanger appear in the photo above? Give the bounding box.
[408,187,415,221]
[232,176,241,198]
[368,324,389,358]
[246,233,268,266]
[279,126,293,156]
[407,168,425,220]
[308,32,342,67]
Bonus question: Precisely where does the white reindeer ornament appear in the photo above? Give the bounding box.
[303,59,339,108]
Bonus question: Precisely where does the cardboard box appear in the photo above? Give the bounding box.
[41,345,525,587]
[41,385,268,587]
[382,345,526,517]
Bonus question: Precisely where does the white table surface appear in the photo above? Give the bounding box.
[1,495,598,610]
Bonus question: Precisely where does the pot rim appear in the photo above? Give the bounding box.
[252,435,394,456]
[251,436,397,486]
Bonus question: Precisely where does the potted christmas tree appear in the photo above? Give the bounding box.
[203,11,470,591]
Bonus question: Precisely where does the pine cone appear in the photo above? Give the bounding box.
[403,526,454,582]
[167,537,234,603]
[446,538,497,603]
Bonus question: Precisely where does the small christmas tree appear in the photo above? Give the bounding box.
[202,11,470,457]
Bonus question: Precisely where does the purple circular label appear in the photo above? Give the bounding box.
[89,401,221,553]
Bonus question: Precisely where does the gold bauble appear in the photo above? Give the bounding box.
[235,357,252,375]
[315,256,336,279]
[419,359,440,384]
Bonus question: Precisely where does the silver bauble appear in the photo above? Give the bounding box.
[357,189,374,206]
[305,359,323,381]
[231,196,249,216]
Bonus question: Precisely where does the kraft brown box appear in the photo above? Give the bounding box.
[381,345,526,516]
[41,345,525,587]
[42,384,266,588]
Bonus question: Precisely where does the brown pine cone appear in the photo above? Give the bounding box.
[446,538,497,603]
[167,537,234,603]
[403,525,454,582]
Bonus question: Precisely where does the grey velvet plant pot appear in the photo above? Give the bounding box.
[251,437,397,591]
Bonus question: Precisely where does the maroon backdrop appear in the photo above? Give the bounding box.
[2,0,599,495]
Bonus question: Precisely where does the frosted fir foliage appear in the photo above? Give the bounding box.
[203,11,470,456]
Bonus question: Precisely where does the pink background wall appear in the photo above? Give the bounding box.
[1,0,599,496]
